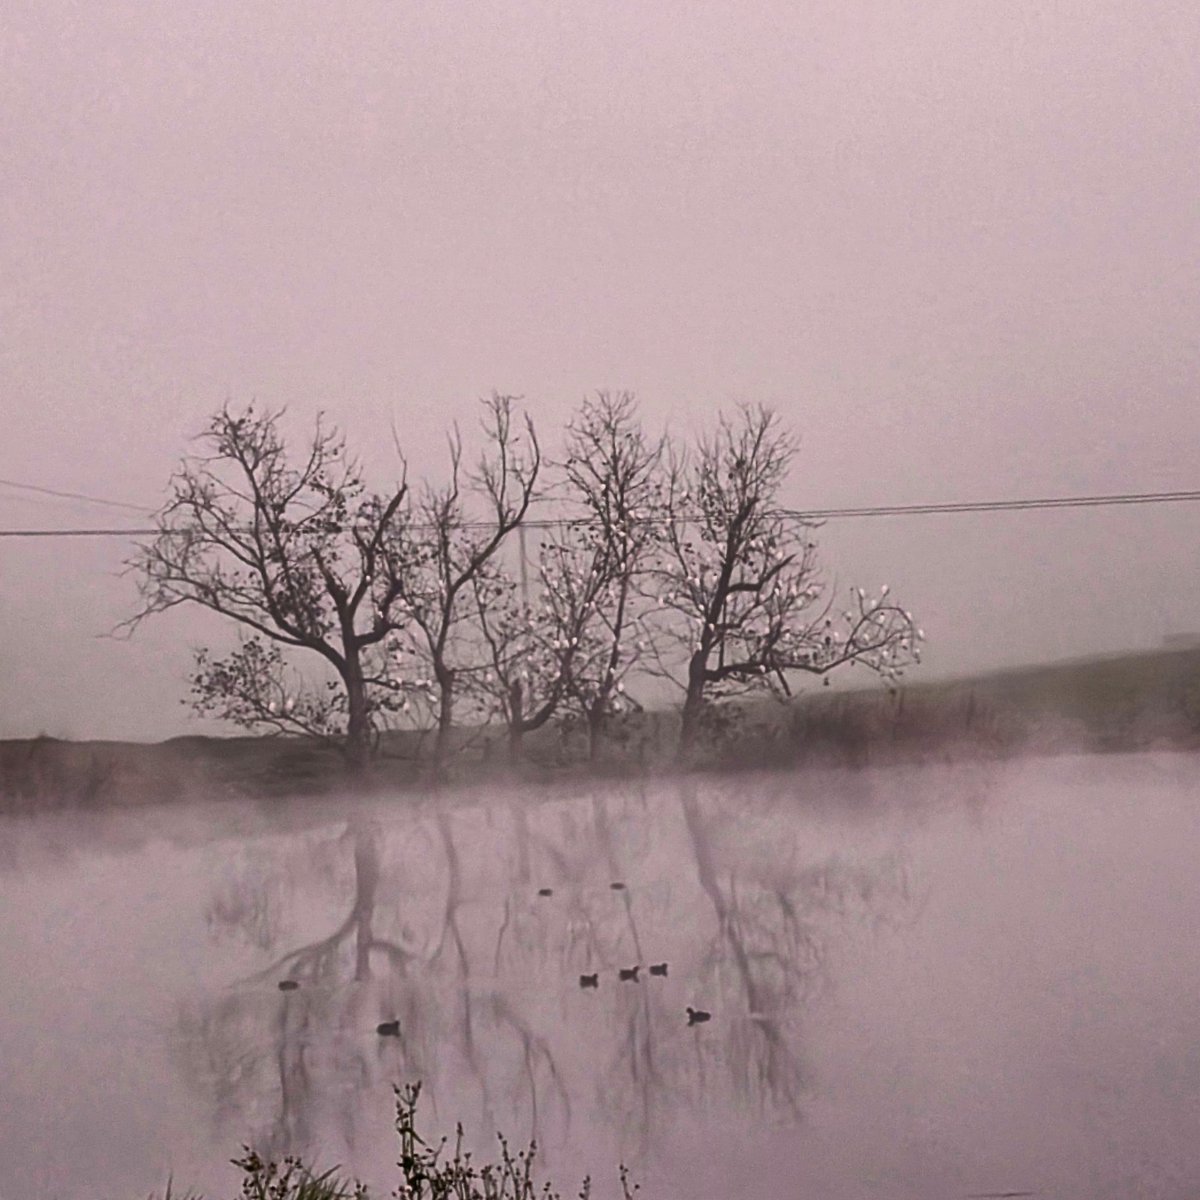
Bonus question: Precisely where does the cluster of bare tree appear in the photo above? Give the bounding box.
[129,393,922,773]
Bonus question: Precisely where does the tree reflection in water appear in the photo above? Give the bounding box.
[178,777,915,1178]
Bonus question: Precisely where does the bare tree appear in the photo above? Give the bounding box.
[465,543,582,764]
[655,404,922,759]
[390,394,541,773]
[462,393,662,764]
[126,404,413,773]
[559,392,664,760]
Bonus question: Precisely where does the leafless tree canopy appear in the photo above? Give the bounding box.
[465,392,665,762]
[387,393,541,771]
[127,404,412,770]
[127,395,920,770]
[559,391,665,757]
[653,404,920,757]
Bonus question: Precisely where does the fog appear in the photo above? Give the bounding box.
[3,0,1200,738]
[3,6,1200,1191]
[2,755,1198,1198]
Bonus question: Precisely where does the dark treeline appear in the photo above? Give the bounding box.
[123,392,921,777]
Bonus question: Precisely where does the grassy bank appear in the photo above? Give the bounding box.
[5,645,1200,813]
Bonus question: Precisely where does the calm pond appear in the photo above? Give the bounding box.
[2,752,1198,1199]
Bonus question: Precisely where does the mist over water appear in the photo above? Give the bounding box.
[1,755,1198,1199]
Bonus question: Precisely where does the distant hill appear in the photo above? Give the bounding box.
[733,643,1200,770]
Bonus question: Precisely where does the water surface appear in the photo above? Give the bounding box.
[1,753,1197,1199]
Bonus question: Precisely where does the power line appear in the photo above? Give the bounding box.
[2,486,1200,538]
[1,527,162,538]
[0,477,152,514]
[784,487,1200,520]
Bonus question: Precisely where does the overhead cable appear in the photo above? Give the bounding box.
[3,487,1200,538]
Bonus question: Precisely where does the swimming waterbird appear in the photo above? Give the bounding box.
[649,962,668,977]
[619,966,640,982]
[579,973,599,989]
[686,1007,711,1026]
[376,1020,401,1037]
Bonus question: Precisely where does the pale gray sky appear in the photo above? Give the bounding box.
[2,0,1198,739]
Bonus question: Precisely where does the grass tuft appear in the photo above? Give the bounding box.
[144,1081,639,1200]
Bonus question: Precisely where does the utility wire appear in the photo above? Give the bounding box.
[0,476,152,514]
[782,487,1200,520]
[2,487,1200,538]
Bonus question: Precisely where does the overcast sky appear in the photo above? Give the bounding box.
[2,0,1198,740]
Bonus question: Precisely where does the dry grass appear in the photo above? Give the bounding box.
[144,1082,635,1200]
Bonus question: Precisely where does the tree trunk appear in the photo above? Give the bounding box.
[432,663,455,774]
[587,705,604,763]
[591,578,628,764]
[677,652,708,761]
[508,724,525,764]
[507,678,525,764]
[343,650,372,775]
